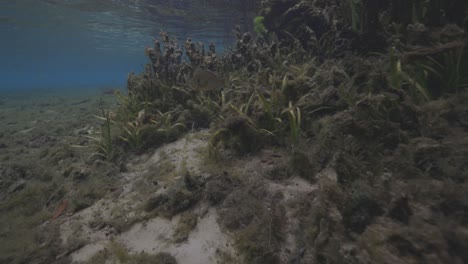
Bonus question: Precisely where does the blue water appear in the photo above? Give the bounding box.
[0,0,257,90]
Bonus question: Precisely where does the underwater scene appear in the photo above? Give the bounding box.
[0,0,467,263]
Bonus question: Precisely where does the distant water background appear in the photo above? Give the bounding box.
[0,0,257,91]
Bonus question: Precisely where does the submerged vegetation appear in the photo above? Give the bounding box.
[253,16,266,35]
[0,0,467,263]
[88,109,115,161]
[96,0,467,262]
[106,1,467,160]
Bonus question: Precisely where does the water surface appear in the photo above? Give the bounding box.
[0,0,257,90]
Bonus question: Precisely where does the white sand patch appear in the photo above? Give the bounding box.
[60,131,236,263]
[70,243,105,263]
[120,209,233,264]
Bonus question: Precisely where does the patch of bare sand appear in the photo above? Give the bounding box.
[120,208,234,264]
[60,131,236,263]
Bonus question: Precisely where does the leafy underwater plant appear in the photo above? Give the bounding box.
[253,16,266,35]
[87,109,115,161]
[348,0,364,32]
[389,48,431,102]
[196,92,225,118]
[254,75,286,132]
[390,42,468,101]
[114,90,141,123]
[119,121,143,151]
[283,101,301,147]
[418,45,468,96]
[152,110,186,132]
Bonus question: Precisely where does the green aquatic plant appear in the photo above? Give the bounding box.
[115,90,140,122]
[391,43,467,101]
[412,0,428,23]
[256,88,283,132]
[253,16,266,35]
[254,75,285,132]
[388,0,464,26]
[88,109,114,161]
[256,88,274,121]
[283,101,301,147]
[120,121,143,151]
[419,46,468,96]
[348,0,364,32]
[228,104,255,129]
[152,110,186,132]
[389,48,431,102]
[229,92,255,117]
[338,84,359,108]
[196,92,224,117]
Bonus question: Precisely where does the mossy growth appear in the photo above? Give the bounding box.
[120,122,185,153]
[173,212,198,243]
[219,188,286,263]
[144,173,202,218]
[210,116,264,155]
[105,206,148,233]
[143,160,203,217]
[68,172,116,212]
[0,181,56,263]
[296,194,328,245]
[340,181,383,233]
[205,172,239,205]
